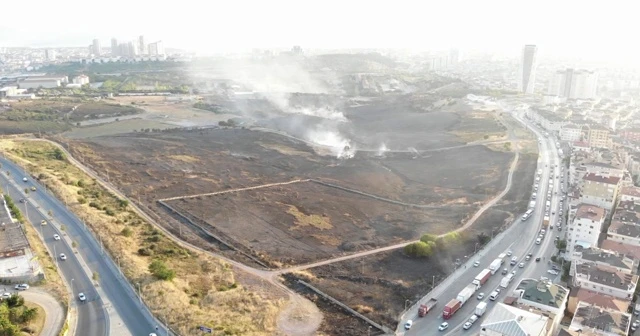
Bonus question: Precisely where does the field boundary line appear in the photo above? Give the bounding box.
[157,179,311,202]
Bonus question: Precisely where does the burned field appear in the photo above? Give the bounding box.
[65,122,513,268]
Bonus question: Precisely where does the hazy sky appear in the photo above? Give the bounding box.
[1,0,637,65]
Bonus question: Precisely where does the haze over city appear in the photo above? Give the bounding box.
[1,0,639,66]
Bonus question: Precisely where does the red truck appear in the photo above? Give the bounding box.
[472,269,492,288]
[418,298,438,317]
[443,299,462,319]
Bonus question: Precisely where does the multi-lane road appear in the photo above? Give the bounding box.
[399,104,568,335]
[0,156,164,336]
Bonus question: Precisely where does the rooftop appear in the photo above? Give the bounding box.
[601,240,640,260]
[608,222,640,239]
[621,186,640,198]
[574,264,637,290]
[583,173,621,185]
[19,77,63,82]
[564,123,581,130]
[575,204,606,222]
[0,198,29,255]
[515,278,568,309]
[570,288,631,314]
[573,247,637,273]
[480,303,549,336]
[616,200,640,214]
[570,301,631,335]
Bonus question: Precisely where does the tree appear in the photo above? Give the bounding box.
[477,232,490,245]
[420,234,438,244]
[21,307,38,323]
[403,241,434,258]
[556,239,567,251]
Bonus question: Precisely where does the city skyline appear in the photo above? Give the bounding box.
[0,0,638,66]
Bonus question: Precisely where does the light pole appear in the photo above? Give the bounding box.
[432,275,436,290]
[53,245,58,268]
[367,326,372,336]
[136,283,142,303]
[474,242,479,254]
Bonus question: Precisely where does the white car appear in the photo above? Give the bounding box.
[506,250,512,256]
[519,262,525,268]
[22,177,27,182]
[463,321,473,330]
[473,260,480,267]
[14,284,29,291]
[477,292,485,300]
[438,322,448,331]
[40,220,47,225]
[78,293,86,302]
[53,234,61,241]
[59,253,67,261]
[547,269,559,275]
[1,292,11,299]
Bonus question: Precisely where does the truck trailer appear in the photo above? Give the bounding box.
[475,302,487,317]
[472,269,492,288]
[457,284,476,305]
[543,215,550,228]
[500,273,514,288]
[443,299,462,319]
[489,259,502,274]
[418,298,438,317]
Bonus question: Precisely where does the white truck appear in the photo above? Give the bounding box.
[456,284,476,306]
[497,253,507,263]
[489,259,502,274]
[529,200,536,208]
[500,274,514,288]
[475,302,487,317]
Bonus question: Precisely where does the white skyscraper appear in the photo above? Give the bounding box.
[91,39,101,56]
[548,69,598,99]
[518,45,538,94]
[138,35,146,55]
[148,41,165,56]
[111,38,118,56]
[45,49,57,61]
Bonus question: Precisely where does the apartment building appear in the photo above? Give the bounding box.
[568,301,631,335]
[571,247,638,275]
[571,263,637,299]
[588,124,612,149]
[566,288,631,315]
[560,123,585,142]
[580,173,621,211]
[513,279,569,316]
[619,186,640,202]
[567,204,606,254]
[481,303,550,336]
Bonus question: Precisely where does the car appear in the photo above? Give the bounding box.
[30,186,36,191]
[501,268,508,275]
[438,322,448,331]
[149,334,157,336]
[14,284,29,291]
[555,236,560,241]
[535,257,541,262]
[19,198,25,203]
[78,293,86,302]
[519,262,525,268]
[547,269,559,275]
[53,234,60,241]
[473,260,480,267]
[506,250,512,256]
[463,321,473,330]
[40,220,47,225]
[1,292,11,299]
[511,270,517,276]
[59,253,66,260]
[489,290,500,301]
[552,265,560,271]
[22,177,27,182]
[525,255,531,261]
[477,292,485,300]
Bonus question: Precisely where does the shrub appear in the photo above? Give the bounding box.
[149,260,176,281]
[121,227,133,237]
[138,248,153,256]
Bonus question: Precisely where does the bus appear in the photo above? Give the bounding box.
[521,209,533,221]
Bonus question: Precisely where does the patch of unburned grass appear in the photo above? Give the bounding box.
[286,205,333,230]
[23,302,46,335]
[167,155,200,163]
[1,139,284,335]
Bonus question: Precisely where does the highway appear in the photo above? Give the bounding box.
[399,104,565,335]
[0,156,163,336]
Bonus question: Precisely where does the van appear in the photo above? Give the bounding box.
[489,291,499,301]
[536,238,541,245]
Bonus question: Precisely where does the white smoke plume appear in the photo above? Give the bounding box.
[306,128,356,159]
[376,143,389,157]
